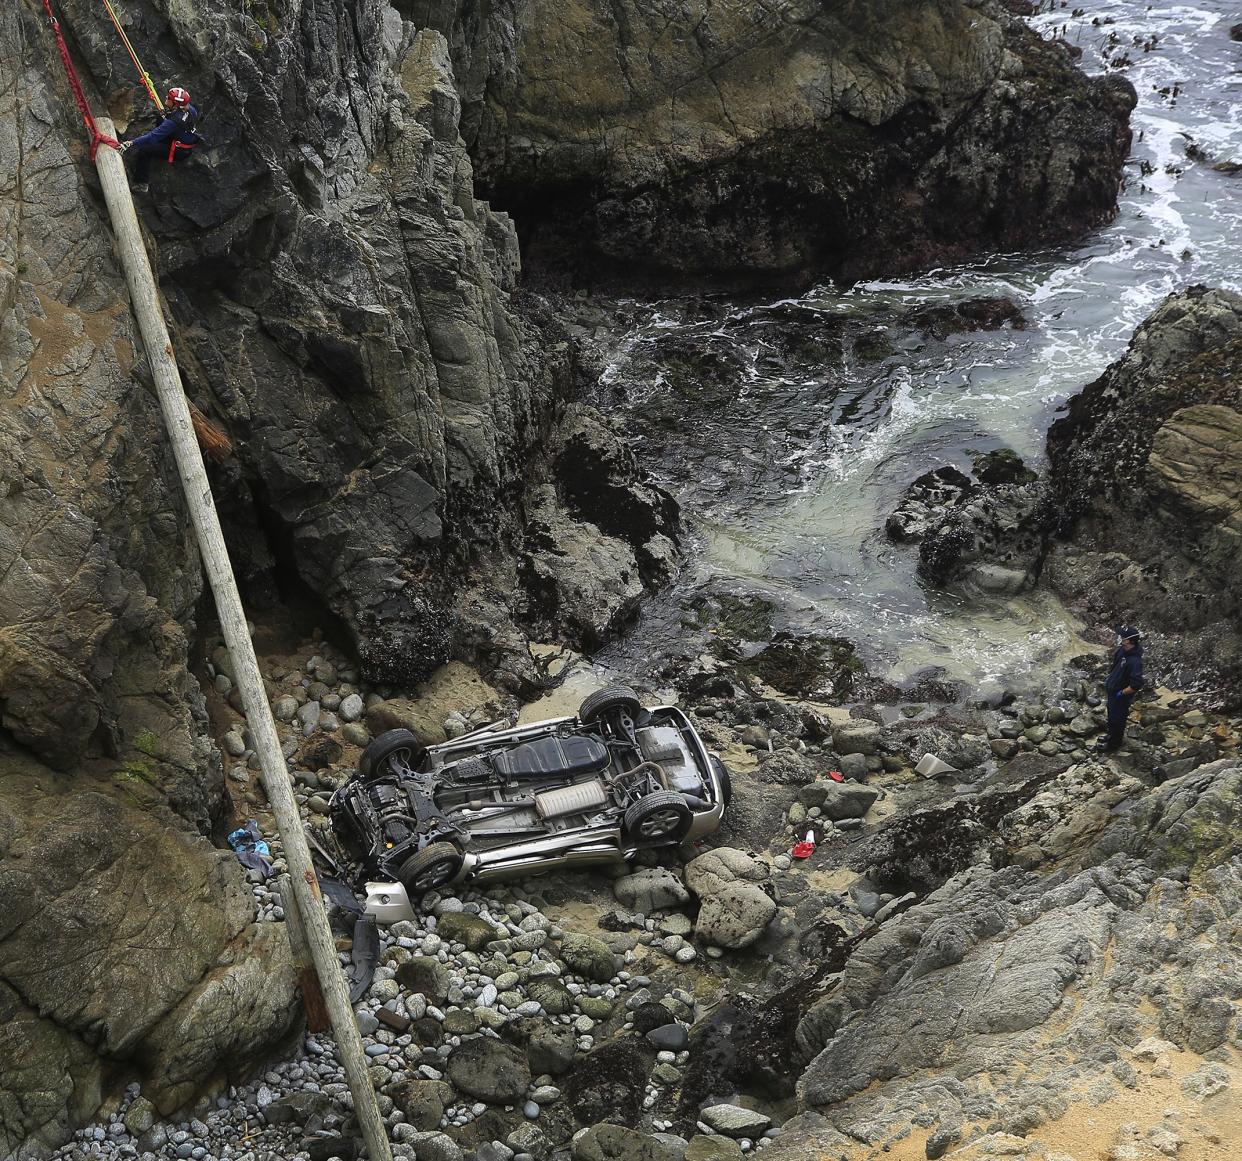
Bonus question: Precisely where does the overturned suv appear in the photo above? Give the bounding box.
[329,686,730,901]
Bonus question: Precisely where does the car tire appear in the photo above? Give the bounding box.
[711,755,733,807]
[624,790,692,843]
[579,685,642,725]
[359,728,427,780]
[395,843,463,896]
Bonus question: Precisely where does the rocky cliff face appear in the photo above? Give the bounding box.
[424,0,1135,285]
[2,0,1139,1154]
[2,5,304,1151]
[3,0,672,1150]
[918,287,1242,704]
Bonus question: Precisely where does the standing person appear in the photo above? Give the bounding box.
[117,86,199,193]
[1097,625,1145,753]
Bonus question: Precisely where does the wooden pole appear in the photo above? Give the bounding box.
[94,121,393,1161]
[278,873,331,1033]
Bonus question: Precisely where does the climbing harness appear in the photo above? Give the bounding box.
[39,0,119,159]
[100,0,164,110]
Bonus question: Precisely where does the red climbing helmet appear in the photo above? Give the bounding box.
[166,86,191,108]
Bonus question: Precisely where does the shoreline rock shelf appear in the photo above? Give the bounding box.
[40,612,1242,1161]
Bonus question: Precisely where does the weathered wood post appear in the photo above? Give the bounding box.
[278,872,331,1033]
[94,120,392,1161]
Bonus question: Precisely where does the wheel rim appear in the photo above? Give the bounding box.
[638,807,685,838]
[414,860,456,890]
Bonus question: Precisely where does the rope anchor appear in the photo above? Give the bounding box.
[39,0,119,159]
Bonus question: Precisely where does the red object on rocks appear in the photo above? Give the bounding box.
[792,829,817,859]
[828,770,844,782]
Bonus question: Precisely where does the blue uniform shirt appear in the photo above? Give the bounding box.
[1105,644,1145,696]
[130,104,199,149]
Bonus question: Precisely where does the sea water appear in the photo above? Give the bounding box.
[593,0,1242,694]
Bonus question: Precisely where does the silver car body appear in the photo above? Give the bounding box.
[350,704,726,919]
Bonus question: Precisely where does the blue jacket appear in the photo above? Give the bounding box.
[1105,644,1145,696]
[130,104,199,150]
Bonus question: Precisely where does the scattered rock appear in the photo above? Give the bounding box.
[614,868,691,914]
[560,933,619,983]
[437,911,502,952]
[1179,1063,1230,1101]
[700,1105,772,1137]
[572,1123,682,1161]
[392,1079,453,1131]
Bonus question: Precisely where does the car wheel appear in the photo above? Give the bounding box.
[624,790,692,843]
[711,755,733,807]
[579,685,642,725]
[359,729,427,780]
[396,843,463,895]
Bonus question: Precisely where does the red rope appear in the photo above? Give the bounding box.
[40,0,119,159]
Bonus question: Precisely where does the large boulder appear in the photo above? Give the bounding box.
[396,958,453,1003]
[564,1038,654,1126]
[686,1138,744,1161]
[686,847,777,950]
[446,0,1133,284]
[832,721,883,756]
[685,848,769,897]
[391,1080,454,1131]
[817,783,881,822]
[523,1021,578,1076]
[446,1037,531,1104]
[559,933,620,983]
[886,467,976,544]
[437,911,503,952]
[0,759,299,1155]
[695,884,778,951]
[700,1105,771,1138]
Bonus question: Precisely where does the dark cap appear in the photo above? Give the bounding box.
[1115,625,1142,642]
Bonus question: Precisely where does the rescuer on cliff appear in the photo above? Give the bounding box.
[116,86,200,192]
